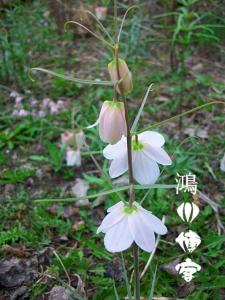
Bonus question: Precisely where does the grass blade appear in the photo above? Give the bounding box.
[34,184,176,203]
[121,253,132,300]
[136,101,225,134]
[131,83,154,133]
[148,265,158,300]
[29,68,113,86]
[113,280,120,300]
[64,21,114,49]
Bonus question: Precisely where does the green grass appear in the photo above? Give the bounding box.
[0,1,225,299]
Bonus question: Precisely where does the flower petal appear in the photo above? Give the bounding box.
[97,205,125,234]
[139,209,167,235]
[132,151,160,184]
[143,144,172,165]
[103,136,127,159]
[104,217,133,252]
[107,201,124,213]
[139,131,165,147]
[109,153,128,178]
[128,211,156,252]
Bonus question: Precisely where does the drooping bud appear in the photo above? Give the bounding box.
[61,130,85,149]
[61,131,75,147]
[108,59,132,94]
[99,100,127,144]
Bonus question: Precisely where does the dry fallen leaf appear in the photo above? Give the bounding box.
[71,178,89,197]
[161,258,180,275]
[184,127,208,139]
[63,206,79,218]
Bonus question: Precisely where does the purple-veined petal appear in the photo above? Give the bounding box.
[104,216,133,252]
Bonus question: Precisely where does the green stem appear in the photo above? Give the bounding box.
[114,41,139,300]
[114,44,135,205]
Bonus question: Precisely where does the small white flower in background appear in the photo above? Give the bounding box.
[95,6,107,21]
[220,154,225,172]
[61,131,75,147]
[97,201,167,253]
[66,148,81,167]
[10,91,20,98]
[103,131,172,185]
[75,130,86,149]
[62,130,85,167]
[42,98,51,107]
[61,130,85,149]
[12,109,29,117]
[15,96,23,106]
[88,101,127,145]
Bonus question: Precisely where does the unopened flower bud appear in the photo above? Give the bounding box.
[99,101,127,144]
[108,59,132,94]
[61,131,75,147]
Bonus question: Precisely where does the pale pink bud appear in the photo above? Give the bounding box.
[61,131,75,147]
[95,6,107,21]
[75,130,85,149]
[108,59,132,95]
[99,101,127,145]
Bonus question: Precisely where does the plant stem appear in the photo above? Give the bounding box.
[114,43,139,300]
[114,44,135,205]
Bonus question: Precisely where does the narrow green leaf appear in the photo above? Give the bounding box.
[34,184,176,203]
[121,253,132,300]
[131,83,154,133]
[113,280,120,300]
[148,265,158,300]
[136,101,225,134]
[29,68,113,86]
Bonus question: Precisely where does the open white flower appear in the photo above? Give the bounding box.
[103,131,172,185]
[97,201,167,253]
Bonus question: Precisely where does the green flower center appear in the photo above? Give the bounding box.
[105,100,122,110]
[123,204,138,214]
[132,140,144,151]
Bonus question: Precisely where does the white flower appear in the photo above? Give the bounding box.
[97,201,167,253]
[66,148,81,167]
[103,131,172,185]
